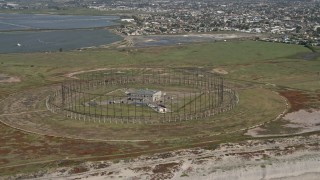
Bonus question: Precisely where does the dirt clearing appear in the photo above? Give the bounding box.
[212,68,228,75]
[0,74,20,83]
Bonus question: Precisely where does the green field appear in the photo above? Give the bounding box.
[1,41,318,97]
[0,40,320,175]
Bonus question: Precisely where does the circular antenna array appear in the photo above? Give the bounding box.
[46,68,238,124]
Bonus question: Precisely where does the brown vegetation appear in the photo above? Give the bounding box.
[279,91,310,112]
[152,162,180,174]
[279,90,320,113]
[69,166,89,174]
[131,166,152,173]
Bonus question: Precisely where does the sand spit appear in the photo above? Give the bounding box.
[5,134,320,180]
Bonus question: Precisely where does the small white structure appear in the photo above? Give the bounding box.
[121,19,135,23]
[157,105,167,113]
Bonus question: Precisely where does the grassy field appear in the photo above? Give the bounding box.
[0,40,320,175]
[0,41,316,97]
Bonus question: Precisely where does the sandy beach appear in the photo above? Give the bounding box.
[6,134,320,180]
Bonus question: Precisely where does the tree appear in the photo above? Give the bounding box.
[296,26,302,33]
[316,27,320,35]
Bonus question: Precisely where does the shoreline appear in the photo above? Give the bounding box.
[6,134,320,179]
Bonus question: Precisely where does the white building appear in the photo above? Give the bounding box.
[126,89,162,102]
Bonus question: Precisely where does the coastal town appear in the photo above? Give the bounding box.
[1,0,320,46]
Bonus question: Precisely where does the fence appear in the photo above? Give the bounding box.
[46,68,239,124]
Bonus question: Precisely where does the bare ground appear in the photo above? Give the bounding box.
[212,68,228,75]
[246,90,320,137]
[283,109,320,134]
[0,74,20,83]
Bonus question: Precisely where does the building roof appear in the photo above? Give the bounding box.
[127,89,160,96]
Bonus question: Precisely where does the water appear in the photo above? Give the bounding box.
[132,35,226,47]
[132,36,205,47]
[0,14,122,53]
[132,34,256,47]
[0,29,122,53]
[0,13,119,30]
